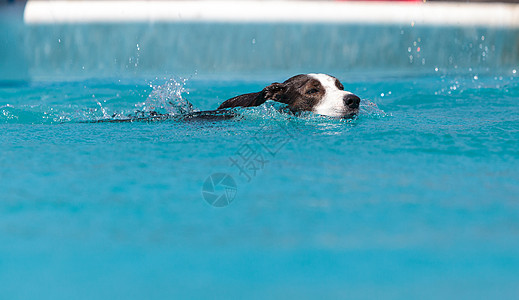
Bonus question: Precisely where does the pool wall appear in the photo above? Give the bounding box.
[2,1,519,80]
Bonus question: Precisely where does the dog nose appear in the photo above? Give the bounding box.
[344,94,360,109]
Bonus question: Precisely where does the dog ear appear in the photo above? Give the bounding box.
[262,82,287,103]
[217,82,288,110]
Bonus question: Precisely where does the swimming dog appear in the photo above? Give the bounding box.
[217,73,360,118]
[90,74,360,122]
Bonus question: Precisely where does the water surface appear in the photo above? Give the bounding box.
[1,70,518,299]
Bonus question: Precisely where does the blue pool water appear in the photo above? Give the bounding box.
[1,69,519,298]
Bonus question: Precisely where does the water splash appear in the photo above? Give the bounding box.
[137,77,194,116]
[0,77,197,124]
[360,99,389,118]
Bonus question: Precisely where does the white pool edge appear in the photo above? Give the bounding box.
[23,0,519,28]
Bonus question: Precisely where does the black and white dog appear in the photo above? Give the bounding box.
[217,73,360,118]
[94,73,360,122]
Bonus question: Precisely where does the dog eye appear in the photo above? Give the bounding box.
[335,80,344,90]
[306,88,319,94]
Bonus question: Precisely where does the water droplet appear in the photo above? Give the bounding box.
[473,75,478,80]
[513,69,517,74]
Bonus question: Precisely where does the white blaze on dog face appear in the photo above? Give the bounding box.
[308,73,354,117]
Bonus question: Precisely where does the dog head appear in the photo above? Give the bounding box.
[218,74,360,118]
